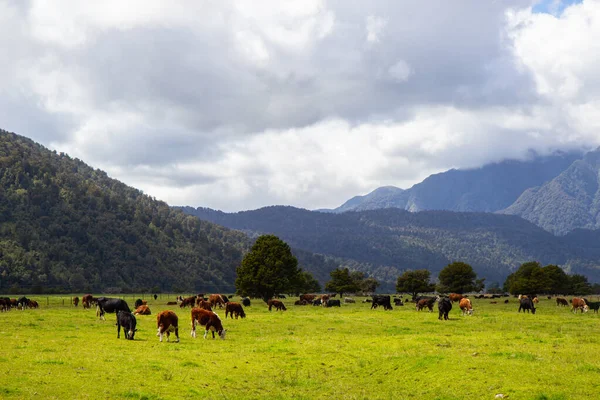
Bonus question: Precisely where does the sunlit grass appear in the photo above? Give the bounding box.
[1,295,599,399]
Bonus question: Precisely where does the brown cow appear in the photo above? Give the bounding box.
[532,297,539,304]
[267,299,287,311]
[320,294,330,306]
[156,310,179,342]
[28,300,39,309]
[179,296,196,308]
[459,298,473,316]
[556,297,569,307]
[225,302,246,319]
[449,293,465,303]
[196,299,212,311]
[134,305,151,315]
[82,294,96,309]
[73,297,80,307]
[300,294,317,302]
[571,298,589,313]
[191,307,226,339]
[209,294,227,309]
[416,298,435,312]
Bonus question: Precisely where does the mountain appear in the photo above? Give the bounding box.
[181,205,600,288]
[500,149,600,235]
[0,130,255,293]
[328,152,581,213]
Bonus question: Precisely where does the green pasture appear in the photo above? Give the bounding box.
[1,295,600,400]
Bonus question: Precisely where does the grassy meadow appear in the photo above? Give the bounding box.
[1,295,600,400]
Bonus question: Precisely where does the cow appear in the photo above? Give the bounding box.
[294,300,309,305]
[153,294,158,300]
[571,298,589,313]
[587,301,600,313]
[393,298,404,306]
[225,302,246,319]
[459,298,473,316]
[371,295,393,311]
[326,299,341,307]
[134,299,143,308]
[344,297,356,304]
[17,297,30,310]
[504,299,509,304]
[448,293,465,303]
[156,310,180,342]
[116,311,137,340]
[82,294,96,309]
[179,296,196,308]
[28,300,39,309]
[518,297,536,314]
[196,299,212,311]
[267,299,287,311]
[96,297,131,320]
[191,307,226,339]
[556,297,569,307]
[321,294,330,306]
[438,297,452,320]
[134,305,151,315]
[416,297,435,312]
[166,301,178,305]
[312,299,322,306]
[209,294,227,309]
[73,297,80,307]
[242,297,251,307]
[532,297,539,304]
[300,294,317,303]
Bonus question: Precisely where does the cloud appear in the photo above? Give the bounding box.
[1,0,599,211]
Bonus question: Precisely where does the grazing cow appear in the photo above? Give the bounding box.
[587,301,600,313]
[438,297,452,320]
[116,311,137,340]
[532,297,539,304]
[300,294,317,303]
[17,297,30,310]
[459,298,473,316]
[28,300,39,309]
[209,294,227,309]
[82,294,96,309]
[225,302,246,319]
[96,297,131,320]
[242,297,251,307]
[191,307,226,339]
[326,299,341,307]
[312,299,322,306]
[448,293,465,303]
[371,295,393,311]
[416,297,435,312]
[179,296,196,308]
[196,299,212,311]
[518,298,536,314]
[166,301,178,305]
[156,310,180,342]
[393,298,404,306]
[294,300,309,305]
[153,294,158,300]
[73,297,80,307]
[556,298,569,307]
[571,298,589,313]
[134,305,151,315]
[267,299,287,311]
[344,297,356,304]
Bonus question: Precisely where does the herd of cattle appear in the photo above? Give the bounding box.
[4,292,599,341]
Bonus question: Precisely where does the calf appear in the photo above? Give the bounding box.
[73,297,80,307]
[518,298,536,314]
[326,299,341,307]
[225,302,246,319]
[156,310,179,342]
[134,305,151,315]
[96,297,131,320]
[242,297,251,307]
[116,311,137,340]
[438,297,452,320]
[191,307,226,339]
[267,299,287,311]
[459,298,473,316]
[586,301,600,313]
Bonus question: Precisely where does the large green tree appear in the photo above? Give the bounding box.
[396,269,435,298]
[325,268,375,297]
[504,261,573,295]
[235,235,301,301]
[437,262,484,294]
[290,270,322,295]
[569,274,592,296]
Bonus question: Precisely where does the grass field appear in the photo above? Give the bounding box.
[1,295,600,400]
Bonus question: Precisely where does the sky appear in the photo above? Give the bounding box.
[1,0,599,212]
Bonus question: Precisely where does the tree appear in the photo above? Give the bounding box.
[437,262,484,294]
[504,261,571,295]
[235,235,301,301]
[569,274,592,296]
[486,282,503,295]
[290,270,321,295]
[360,277,380,294]
[541,264,569,294]
[396,269,435,299]
[325,268,361,297]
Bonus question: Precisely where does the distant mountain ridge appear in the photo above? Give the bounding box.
[327,152,582,214]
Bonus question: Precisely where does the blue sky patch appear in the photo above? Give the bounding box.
[532,0,583,16]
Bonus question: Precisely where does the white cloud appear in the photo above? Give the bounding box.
[365,15,387,43]
[388,60,412,82]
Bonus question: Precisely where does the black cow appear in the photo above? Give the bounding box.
[153,294,158,300]
[97,297,131,320]
[438,297,452,320]
[371,295,393,311]
[17,297,30,310]
[393,298,404,306]
[116,311,137,340]
[587,301,600,313]
[326,299,341,307]
[242,297,251,307]
[518,298,536,314]
[312,299,322,306]
[134,299,143,308]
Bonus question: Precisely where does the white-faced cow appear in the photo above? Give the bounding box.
[116,311,137,340]
[96,297,131,320]
[156,310,179,342]
[191,307,227,339]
